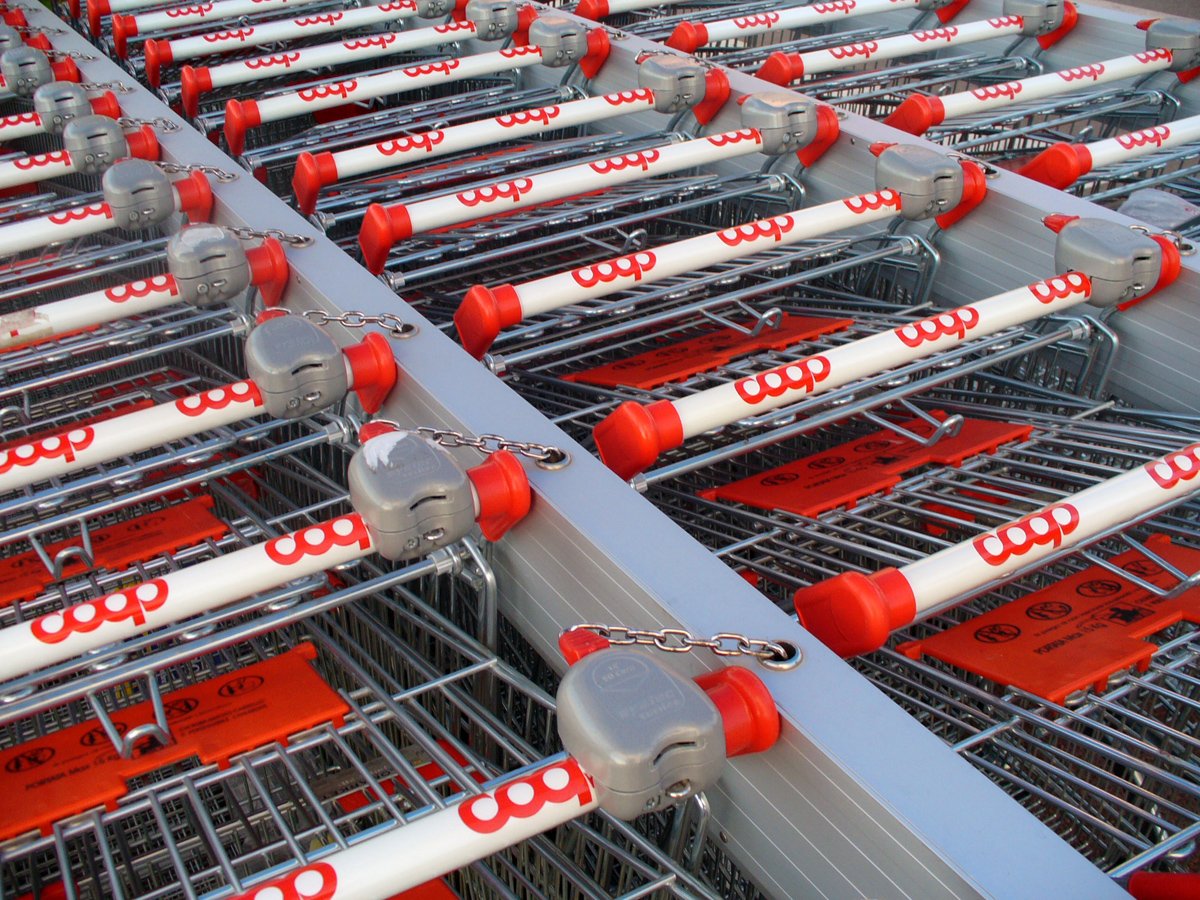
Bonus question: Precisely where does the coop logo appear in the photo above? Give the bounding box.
[264,515,371,566]
[1145,442,1200,490]
[496,106,561,128]
[716,214,796,247]
[733,13,779,29]
[0,428,95,474]
[894,307,980,347]
[811,0,857,14]
[175,381,262,417]
[456,177,534,207]
[1135,49,1172,65]
[989,15,1023,28]
[294,13,342,26]
[1058,63,1105,83]
[105,275,178,303]
[603,89,654,106]
[970,81,1022,102]
[377,130,444,155]
[402,60,459,78]
[203,27,254,42]
[14,150,70,169]
[165,3,214,17]
[912,27,959,43]
[379,0,417,10]
[734,355,832,404]
[0,112,41,126]
[48,204,113,225]
[434,21,474,33]
[31,579,169,644]
[1027,272,1089,305]
[828,41,879,61]
[244,53,302,70]
[590,149,661,174]
[1116,126,1170,150]
[843,190,901,215]
[500,46,542,60]
[298,80,358,102]
[707,129,761,148]
[343,34,397,51]
[459,759,594,834]
[973,504,1080,566]
[571,251,656,288]
[228,862,338,900]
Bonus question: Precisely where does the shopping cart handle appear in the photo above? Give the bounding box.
[1016,141,1092,190]
[168,224,291,308]
[794,569,915,657]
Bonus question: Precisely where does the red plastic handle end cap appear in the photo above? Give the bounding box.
[25,33,51,51]
[793,568,915,657]
[51,59,81,83]
[454,283,522,359]
[935,0,970,23]
[143,39,172,88]
[573,0,609,20]
[692,68,731,126]
[359,203,411,275]
[180,66,213,119]
[292,151,337,216]
[467,450,531,541]
[246,238,290,307]
[695,667,780,757]
[90,91,121,119]
[934,160,988,229]
[559,629,610,665]
[344,333,398,414]
[796,105,839,167]
[1015,142,1091,190]
[111,15,135,58]
[665,21,707,54]
[1036,0,1078,49]
[173,171,213,223]
[223,98,260,157]
[755,51,799,86]
[593,399,684,481]
[579,28,611,80]
[882,94,944,136]
[125,125,160,161]
[87,0,110,36]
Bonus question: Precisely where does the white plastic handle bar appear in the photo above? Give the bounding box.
[225,755,599,900]
[0,150,76,190]
[1019,113,1200,189]
[593,271,1099,480]
[0,202,120,256]
[886,48,1175,134]
[293,88,658,214]
[795,437,1200,656]
[147,0,421,74]
[359,128,770,274]
[668,0,924,53]
[757,16,1024,84]
[455,188,903,357]
[111,0,332,53]
[0,379,266,494]
[0,274,181,350]
[0,93,120,142]
[0,506,373,681]
[224,45,547,155]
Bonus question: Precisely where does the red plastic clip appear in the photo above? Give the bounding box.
[90,91,121,119]
[695,667,780,756]
[246,238,290,307]
[1042,213,1080,234]
[466,449,531,540]
[343,333,398,414]
[292,151,338,215]
[935,159,988,229]
[796,105,840,167]
[559,629,611,664]
[1037,0,1078,49]
[512,3,539,46]
[1119,234,1182,309]
[593,399,684,481]
[50,59,80,83]
[172,170,214,223]
[579,27,611,80]
[124,124,160,161]
[692,68,731,125]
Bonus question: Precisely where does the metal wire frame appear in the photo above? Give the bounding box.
[375,173,795,305]
[1072,147,1200,233]
[0,236,171,306]
[0,557,731,900]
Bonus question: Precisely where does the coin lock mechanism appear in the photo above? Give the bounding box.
[34,82,95,134]
[1048,216,1172,307]
[167,225,252,307]
[1,47,54,98]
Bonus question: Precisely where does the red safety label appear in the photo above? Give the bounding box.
[565,314,853,390]
[701,413,1031,517]
[0,496,228,609]
[0,645,347,841]
[900,534,1200,704]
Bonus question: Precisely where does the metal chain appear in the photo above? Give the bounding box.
[157,161,238,183]
[413,426,570,468]
[300,309,416,339]
[82,81,133,93]
[568,624,799,669]
[225,225,314,248]
[117,116,181,134]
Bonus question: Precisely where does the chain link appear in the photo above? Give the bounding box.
[300,309,416,339]
[157,162,238,183]
[52,50,96,60]
[568,624,799,669]
[225,225,314,248]
[82,81,133,94]
[117,116,181,134]
[414,426,570,468]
